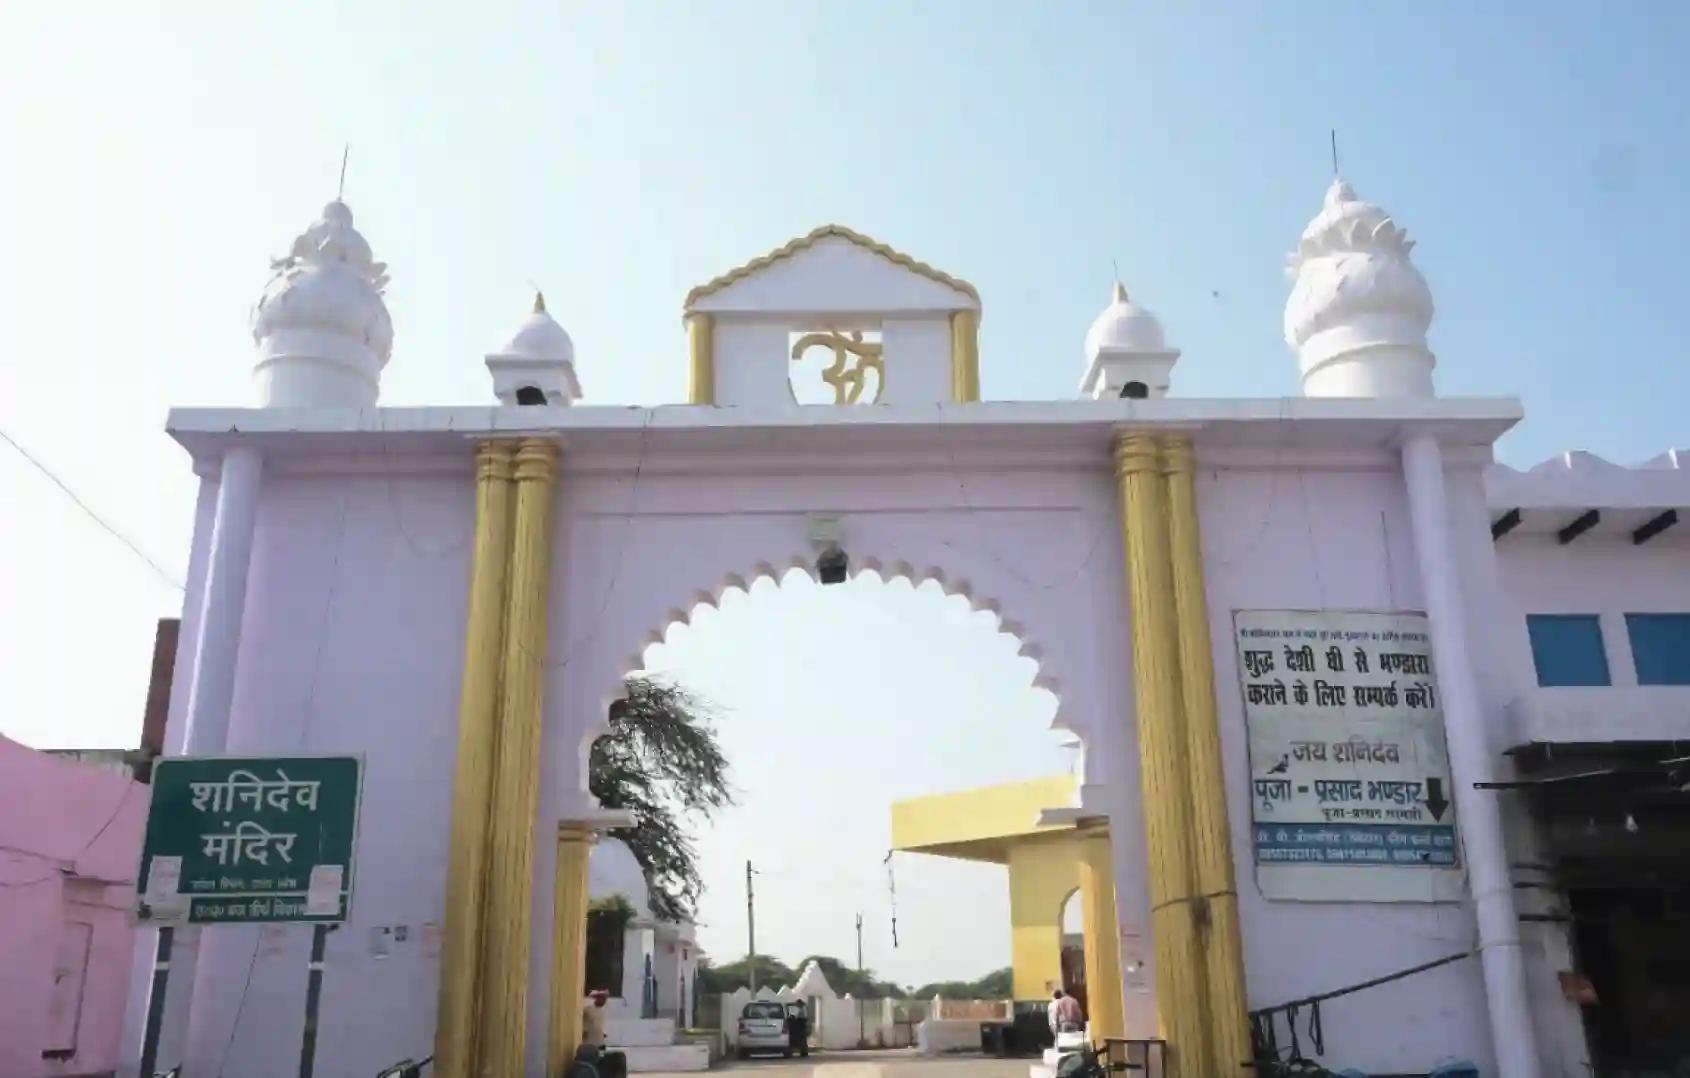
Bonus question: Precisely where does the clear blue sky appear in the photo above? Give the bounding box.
[2,2,1686,985]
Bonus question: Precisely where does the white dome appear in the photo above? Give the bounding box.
[497,293,574,362]
[1284,179,1435,398]
[1079,281,1180,400]
[485,292,582,406]
[1084,281,1167,357]
[251,200,393,407]
[588,837,651,920]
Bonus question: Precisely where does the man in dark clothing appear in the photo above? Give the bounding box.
[785,1002,810,1058]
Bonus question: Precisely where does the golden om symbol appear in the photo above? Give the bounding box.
[791,331,885,405]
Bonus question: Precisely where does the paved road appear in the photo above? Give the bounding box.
[642,1048,1030,1078]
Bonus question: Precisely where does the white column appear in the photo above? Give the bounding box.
[182,445,264,753]
[123,445,264,1077]
[1401,433,1541,1078]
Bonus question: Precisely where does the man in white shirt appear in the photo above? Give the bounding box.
[580,990,626,1078]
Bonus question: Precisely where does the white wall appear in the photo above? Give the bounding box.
[1197,451,1497,1075]
[145,429,1579,1076]
[880,317,953,405]
[170,465,474,1077]
[1495,535,1690,743]
[711,321,792,409]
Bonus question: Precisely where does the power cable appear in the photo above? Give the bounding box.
[0,426,184,591]
[0,780,141,889]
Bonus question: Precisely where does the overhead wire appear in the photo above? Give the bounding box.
[0,426,184,591]
[0,780,142,889]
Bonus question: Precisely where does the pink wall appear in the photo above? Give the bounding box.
[0,736,146,1078]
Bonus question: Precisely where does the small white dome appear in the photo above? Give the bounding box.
[497,293,575,362]
[1084,281,1167,357]
[486,292,582,406]
[1079,281,1180,400]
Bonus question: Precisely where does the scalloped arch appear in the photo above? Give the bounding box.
[616,553,1063,696]
[571,553,1075,807]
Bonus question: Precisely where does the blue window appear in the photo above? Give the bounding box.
[1526,615,1610,686]
[1626,614,1690,686]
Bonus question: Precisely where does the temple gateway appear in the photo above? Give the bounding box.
[125,182,1690,1077]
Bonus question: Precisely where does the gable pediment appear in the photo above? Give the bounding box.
[684,225,979,317]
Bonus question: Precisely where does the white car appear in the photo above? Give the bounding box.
[736,1001,791,1058]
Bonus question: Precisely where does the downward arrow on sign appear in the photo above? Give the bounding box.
[1425,777,1450,821]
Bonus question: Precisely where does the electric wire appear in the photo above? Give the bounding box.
[0,426,184,591]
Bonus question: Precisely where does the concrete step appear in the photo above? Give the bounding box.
[619,1043,711,1073]
[606,1017,676,1047]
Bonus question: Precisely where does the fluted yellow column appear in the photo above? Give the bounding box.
[435,443,516,1078]
[1164,435,1254,1071]
[949,310,980,402]
[687,313,715,405]
[1077,825,1126,1042]
[478,438,560,1077]
[548,824,594,1075]
[1112,433,1211,1078]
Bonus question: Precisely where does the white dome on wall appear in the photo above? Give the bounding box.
[251,200,393,408]
[1084,281,1169,355]
[1079,282,1180,400]
[486,292,582,406]
[1284,179,1435,398]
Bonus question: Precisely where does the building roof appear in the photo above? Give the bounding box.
[891,775,1080,863]
[682,224,980,311]
[1485,448,1690,542]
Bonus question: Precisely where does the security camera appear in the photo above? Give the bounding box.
[816,545,848,586]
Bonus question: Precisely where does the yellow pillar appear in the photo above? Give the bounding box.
[949,309,980,403]
[1076,826,1126,1042]
[687,313,715,405]
[478,438,560,1077]
[1163,435,1254,1070]
[1007,838,1081,1001]
[548,824,594,1075]
[434,442,516,1078]
[1112,433,1211,1078]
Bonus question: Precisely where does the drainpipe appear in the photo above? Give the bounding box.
[1400,432,1540,1078]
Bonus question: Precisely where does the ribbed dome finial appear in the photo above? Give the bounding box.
[1285,178,1435,398]
[250,198,393,407]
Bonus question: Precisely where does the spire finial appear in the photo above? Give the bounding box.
[1112,280,1129,304]
[1330,129,1340,178]
[533,290,547,314]
[338,144,350,201]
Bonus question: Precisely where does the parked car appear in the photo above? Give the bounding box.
[736,1001,792,1058]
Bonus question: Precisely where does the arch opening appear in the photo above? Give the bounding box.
[581,563,1079,1018]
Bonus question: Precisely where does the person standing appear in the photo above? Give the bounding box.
[786,1001,810,1058]
[1049,989,1085,1035]
[580,989,627,1078]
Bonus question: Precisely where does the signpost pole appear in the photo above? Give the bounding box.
[137,926,174,1077]
[298,923,329,1078]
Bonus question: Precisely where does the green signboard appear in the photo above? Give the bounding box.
[136,756,362,925]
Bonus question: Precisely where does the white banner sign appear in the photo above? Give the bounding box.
[1233,610,1463,902]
